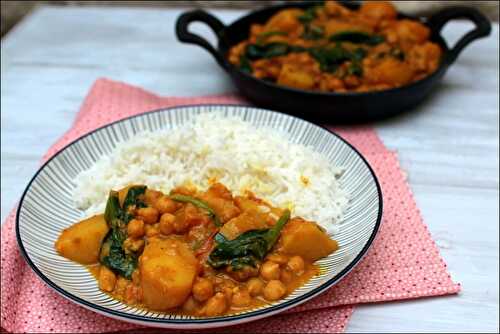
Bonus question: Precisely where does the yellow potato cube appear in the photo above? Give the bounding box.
[139,237,198,311]
[55,214,109,264]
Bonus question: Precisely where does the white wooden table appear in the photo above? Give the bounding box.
[1,6,498,333]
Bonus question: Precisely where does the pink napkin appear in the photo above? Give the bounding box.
[0,78,460,333]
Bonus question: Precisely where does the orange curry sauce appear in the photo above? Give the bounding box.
[56,183,337,317]
[228,1,442,93]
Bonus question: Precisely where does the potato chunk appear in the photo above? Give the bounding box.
[366,58,415,86]
[277,218,338,261]
[139,237,198,310]
[324,20,372,36]
[220,211,268,240]
[55,214,109,264]
[390,19,430,44]
[278,64,316,90]
[265,9,303,33]
[359,1,397,22]
[200,183,241,223]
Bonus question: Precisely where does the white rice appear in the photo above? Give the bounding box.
[73,114,348,233]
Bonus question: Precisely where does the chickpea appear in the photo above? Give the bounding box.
[193,278,214,302]
[182,296,198,313]
[136,286,143,302]
[132,269,141,285]
[137,207,159,225]
[144,224,160,237]
[123,237,145,254]
[263,280,287,301]
[154,196,178,214]
[217,279,235,302]
[286,256,305,274]
[218,279,236,289]
[247,277,264,297]
[127,218,144,238]
[280,269,293,284]
[114,276,128,296]
[231,288,252,307]
[125,284,141,304]
[221,286,233,303]
[98,266,116,292]
[228,265,258,282]
[144,189,162,206]
[159,213,175,235]
[260,261,281,281]
[204,292,227,317]
[266,254,288,265]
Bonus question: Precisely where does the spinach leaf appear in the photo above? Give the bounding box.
[239,55,253,73]
[104,190,123,228]
[245,44,264,60]
[352,48,367,62]
[263,43,290,58]
[310,44,368,75]
[100,191,138,279]
[289,45,308,53]
[122,185,146,210]
[309,45,352,72]
[302,25,324,40]
[255,31,288,45]
[347,62,363,76]
[170,194,222,227]
[245,43,290,60]
[241,39,368,76]
[329,31,385,45]
[297,6,318,24]
[101,228,137,279]
[347,48,367,77]
[207,210,290,270]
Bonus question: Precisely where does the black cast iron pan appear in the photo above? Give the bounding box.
[176,1,491,123]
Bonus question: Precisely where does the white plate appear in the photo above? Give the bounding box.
[16,105,382,329]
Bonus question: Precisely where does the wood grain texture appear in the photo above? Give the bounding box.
[1,6,498,333]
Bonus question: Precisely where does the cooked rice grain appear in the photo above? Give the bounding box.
[73,114,348,233]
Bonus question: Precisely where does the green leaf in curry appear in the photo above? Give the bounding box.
[244,42,292,63]
[352,48,367,62]
[301,24,325,40]
[239,55,253,73]
[104,190,123,228]
[262,43,290,58]
[100,227,137,279]
[347,48,367,77]
[347,62,363,77]
[297,6,319,24]
[255,31,288,45]
[242,38,369,76]
[329,31,385,45]
[309,45,353,73]
[170,194,222,227]
[207,209,291,270]
[100,190,139,279]
[122,185,147,210]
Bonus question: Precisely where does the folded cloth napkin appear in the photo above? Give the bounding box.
[0,78,460,333]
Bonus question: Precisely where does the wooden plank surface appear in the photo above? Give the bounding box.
[1,6,498,333]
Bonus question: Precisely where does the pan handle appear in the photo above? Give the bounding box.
[176,10,228,68]
[427,6,491,65]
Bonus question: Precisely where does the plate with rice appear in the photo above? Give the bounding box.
[16,105,382,329]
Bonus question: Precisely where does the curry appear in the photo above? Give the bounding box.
[55,183,338,316]
[228,1,442,92]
